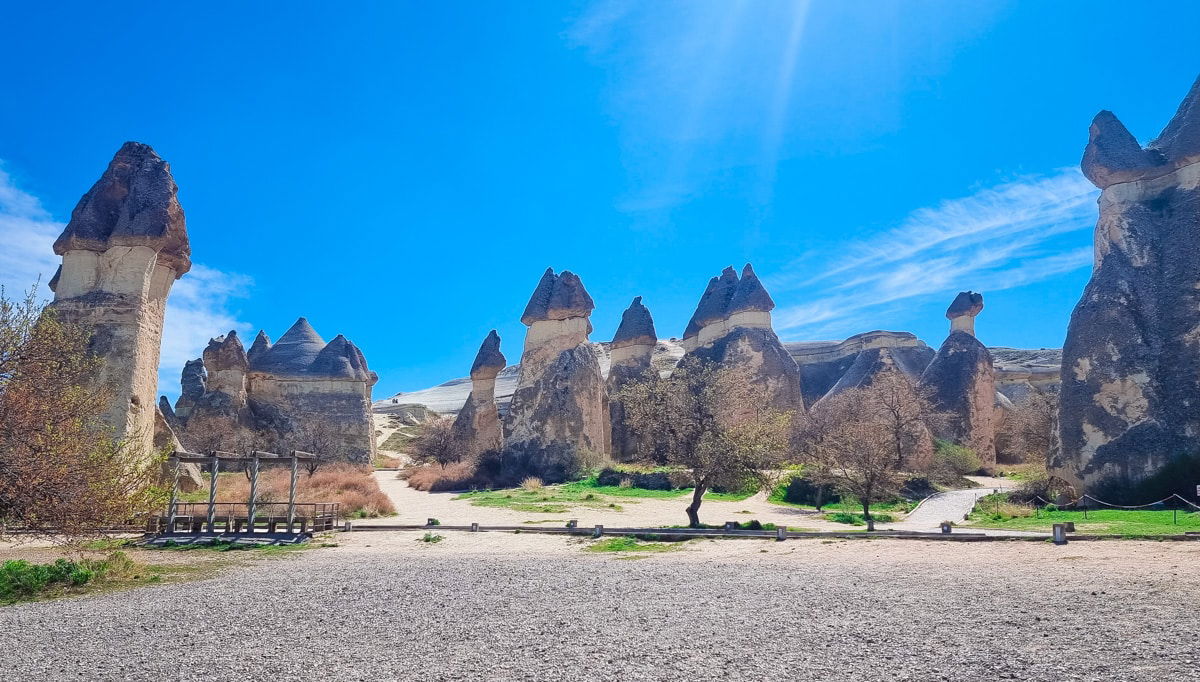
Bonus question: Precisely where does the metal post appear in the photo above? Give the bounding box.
[247,452,261,534]
[287,452,299,533]
[207,454,220,533]
[1174,509,1178,525]
[166,458,180,534]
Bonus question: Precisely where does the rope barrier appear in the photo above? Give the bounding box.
[1030,493,1200,511]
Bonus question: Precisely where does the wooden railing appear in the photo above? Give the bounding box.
[150,502,340,534]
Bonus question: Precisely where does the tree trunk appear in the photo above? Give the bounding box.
[862,499,874,531]
[686,484,707,528]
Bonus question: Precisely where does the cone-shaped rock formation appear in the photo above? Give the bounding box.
[608,297,658,461]
[500,269,609,483]
[919,292,997,466]
[681,264,804,413]
[1053,74,1200,494]
[451,330,507,459]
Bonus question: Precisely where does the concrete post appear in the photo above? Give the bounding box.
[206,454,220,534]
[1052,523,1068,545]
[775,526,786,541]
[470,522,479,532]
[593,525,604,538]
[940,522,952,534]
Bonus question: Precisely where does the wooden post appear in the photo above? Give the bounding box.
[166,458,180,534]
[207,453,220,533]
[287,451,299,533]
[247,452,261,534]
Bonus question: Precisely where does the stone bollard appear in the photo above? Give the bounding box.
[470,522,479,532]
[940,521,952,534]
[723,521,737,531]
[1052,523,1068,545]
[593,524,604,538]
[426,518,438,527]
[343,520,352,532]
[775,526,786,542]
[1064,521,1075,533]
[566,519,578,528]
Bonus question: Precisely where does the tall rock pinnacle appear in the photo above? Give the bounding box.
[946,291,984,336]
[1053,72,1200,495]
[452,330,507,459]
[608,297,658,461]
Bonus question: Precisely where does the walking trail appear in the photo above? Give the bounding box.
[369,472,1036,535]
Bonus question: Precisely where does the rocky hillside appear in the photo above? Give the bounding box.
[376,333,1059,417]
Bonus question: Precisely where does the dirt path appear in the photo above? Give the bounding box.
[370,472,854,530]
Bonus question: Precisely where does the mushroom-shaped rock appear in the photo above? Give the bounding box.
[203,331,249,373]
[520,268,595,325]
[469,330,506,380]
[1053,73,1200,494]
[252,318,326,375]
[608,297,658,461]
[52,141,191,275]
[946,291,984,336]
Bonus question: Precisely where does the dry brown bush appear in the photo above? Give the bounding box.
[403,461,477,492]
[213,463,394,517]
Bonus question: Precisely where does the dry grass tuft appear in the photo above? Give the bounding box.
[520,476,545,492]
[215,463,395,518]
[404,461,477,492]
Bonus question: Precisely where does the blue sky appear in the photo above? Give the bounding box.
[1,1,1198,401]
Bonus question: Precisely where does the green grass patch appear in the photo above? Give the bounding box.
[967,497,1200,536]
[0,551,152,605]
[418,532,444,543]
[454,483,636,512]
[381,429,417,451]
[704,489,756,502]
[562,476,689,499]
[587,536,682,553]
[824,512,897,526]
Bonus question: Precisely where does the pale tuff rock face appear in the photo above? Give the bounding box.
[451,330,506,458]
[946,291,984,336]
[785,331,936,405]
[503,269,609,482]
[174,318,379,462]
[682,264,805,413]
[1053,74,1200,494]
[608,297,658,461]
[49,142,189,461]
[920,292,997,467]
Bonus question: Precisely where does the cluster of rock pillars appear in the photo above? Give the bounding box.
[42,73,1200,497]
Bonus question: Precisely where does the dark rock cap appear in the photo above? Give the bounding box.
[1150,73,1200,163]
[519,268,595,325]
[612,296,657,346]
[310,334,376,383]
[251,317,327,375]
[158,395,176,421]
[246,330,272,365]
[728,264,775,315]
[946,291,984,319]
[1082,111,1164,188]
[53,141,191,275]
[202,330,248,372]
[683,266,739,337]
[470,330,506,376]
[1082,74,1200,188]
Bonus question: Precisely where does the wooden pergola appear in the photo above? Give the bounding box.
[161,450,338,535]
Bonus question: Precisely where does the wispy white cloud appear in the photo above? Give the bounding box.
[768,168,1099,336]
[0,165,252,399]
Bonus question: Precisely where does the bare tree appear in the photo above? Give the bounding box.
[618,357,793,527]
[0,285,164,541]
[996,391,1057,465]
[409,417,465,469]
[797,387,906,529]
[863,369,942,471]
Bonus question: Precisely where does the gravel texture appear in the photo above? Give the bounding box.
[1,533,1198,681]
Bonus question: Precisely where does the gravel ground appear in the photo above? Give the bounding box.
[2,532,1197,681]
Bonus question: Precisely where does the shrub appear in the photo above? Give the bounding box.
[930,440,982,483]
[0,551,133,603]
[404,461,478,492]
[1008,471,1075,505]
[899,477,937,500]
[778,475,840,509]
[418,533,444,543]
[973,493,1035,521]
